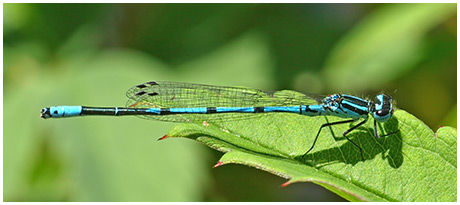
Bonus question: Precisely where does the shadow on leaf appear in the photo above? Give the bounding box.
[297,117,402,168]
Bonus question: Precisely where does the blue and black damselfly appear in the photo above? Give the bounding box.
[41,81,398,160]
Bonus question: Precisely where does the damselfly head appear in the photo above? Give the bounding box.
[372,93,393,122]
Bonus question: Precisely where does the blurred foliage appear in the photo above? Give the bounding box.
[3,3,456,202]
[323,4,455,92]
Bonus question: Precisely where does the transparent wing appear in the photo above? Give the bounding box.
[125,81,322,122]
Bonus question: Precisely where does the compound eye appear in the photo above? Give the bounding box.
[373,93,393,122]
[376,109,389,117]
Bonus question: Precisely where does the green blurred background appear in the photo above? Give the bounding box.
[3,3,456,202]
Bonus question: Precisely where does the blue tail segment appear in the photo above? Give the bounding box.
[41,106,83,118]
[41,81,397,160]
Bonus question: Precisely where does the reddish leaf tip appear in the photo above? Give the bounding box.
[213,161,224,168]
[281,181,291,187]
[158,135,168,141]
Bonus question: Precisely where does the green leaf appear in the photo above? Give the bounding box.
[164,108,457,202]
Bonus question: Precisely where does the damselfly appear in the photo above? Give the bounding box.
[41,81,398,160]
